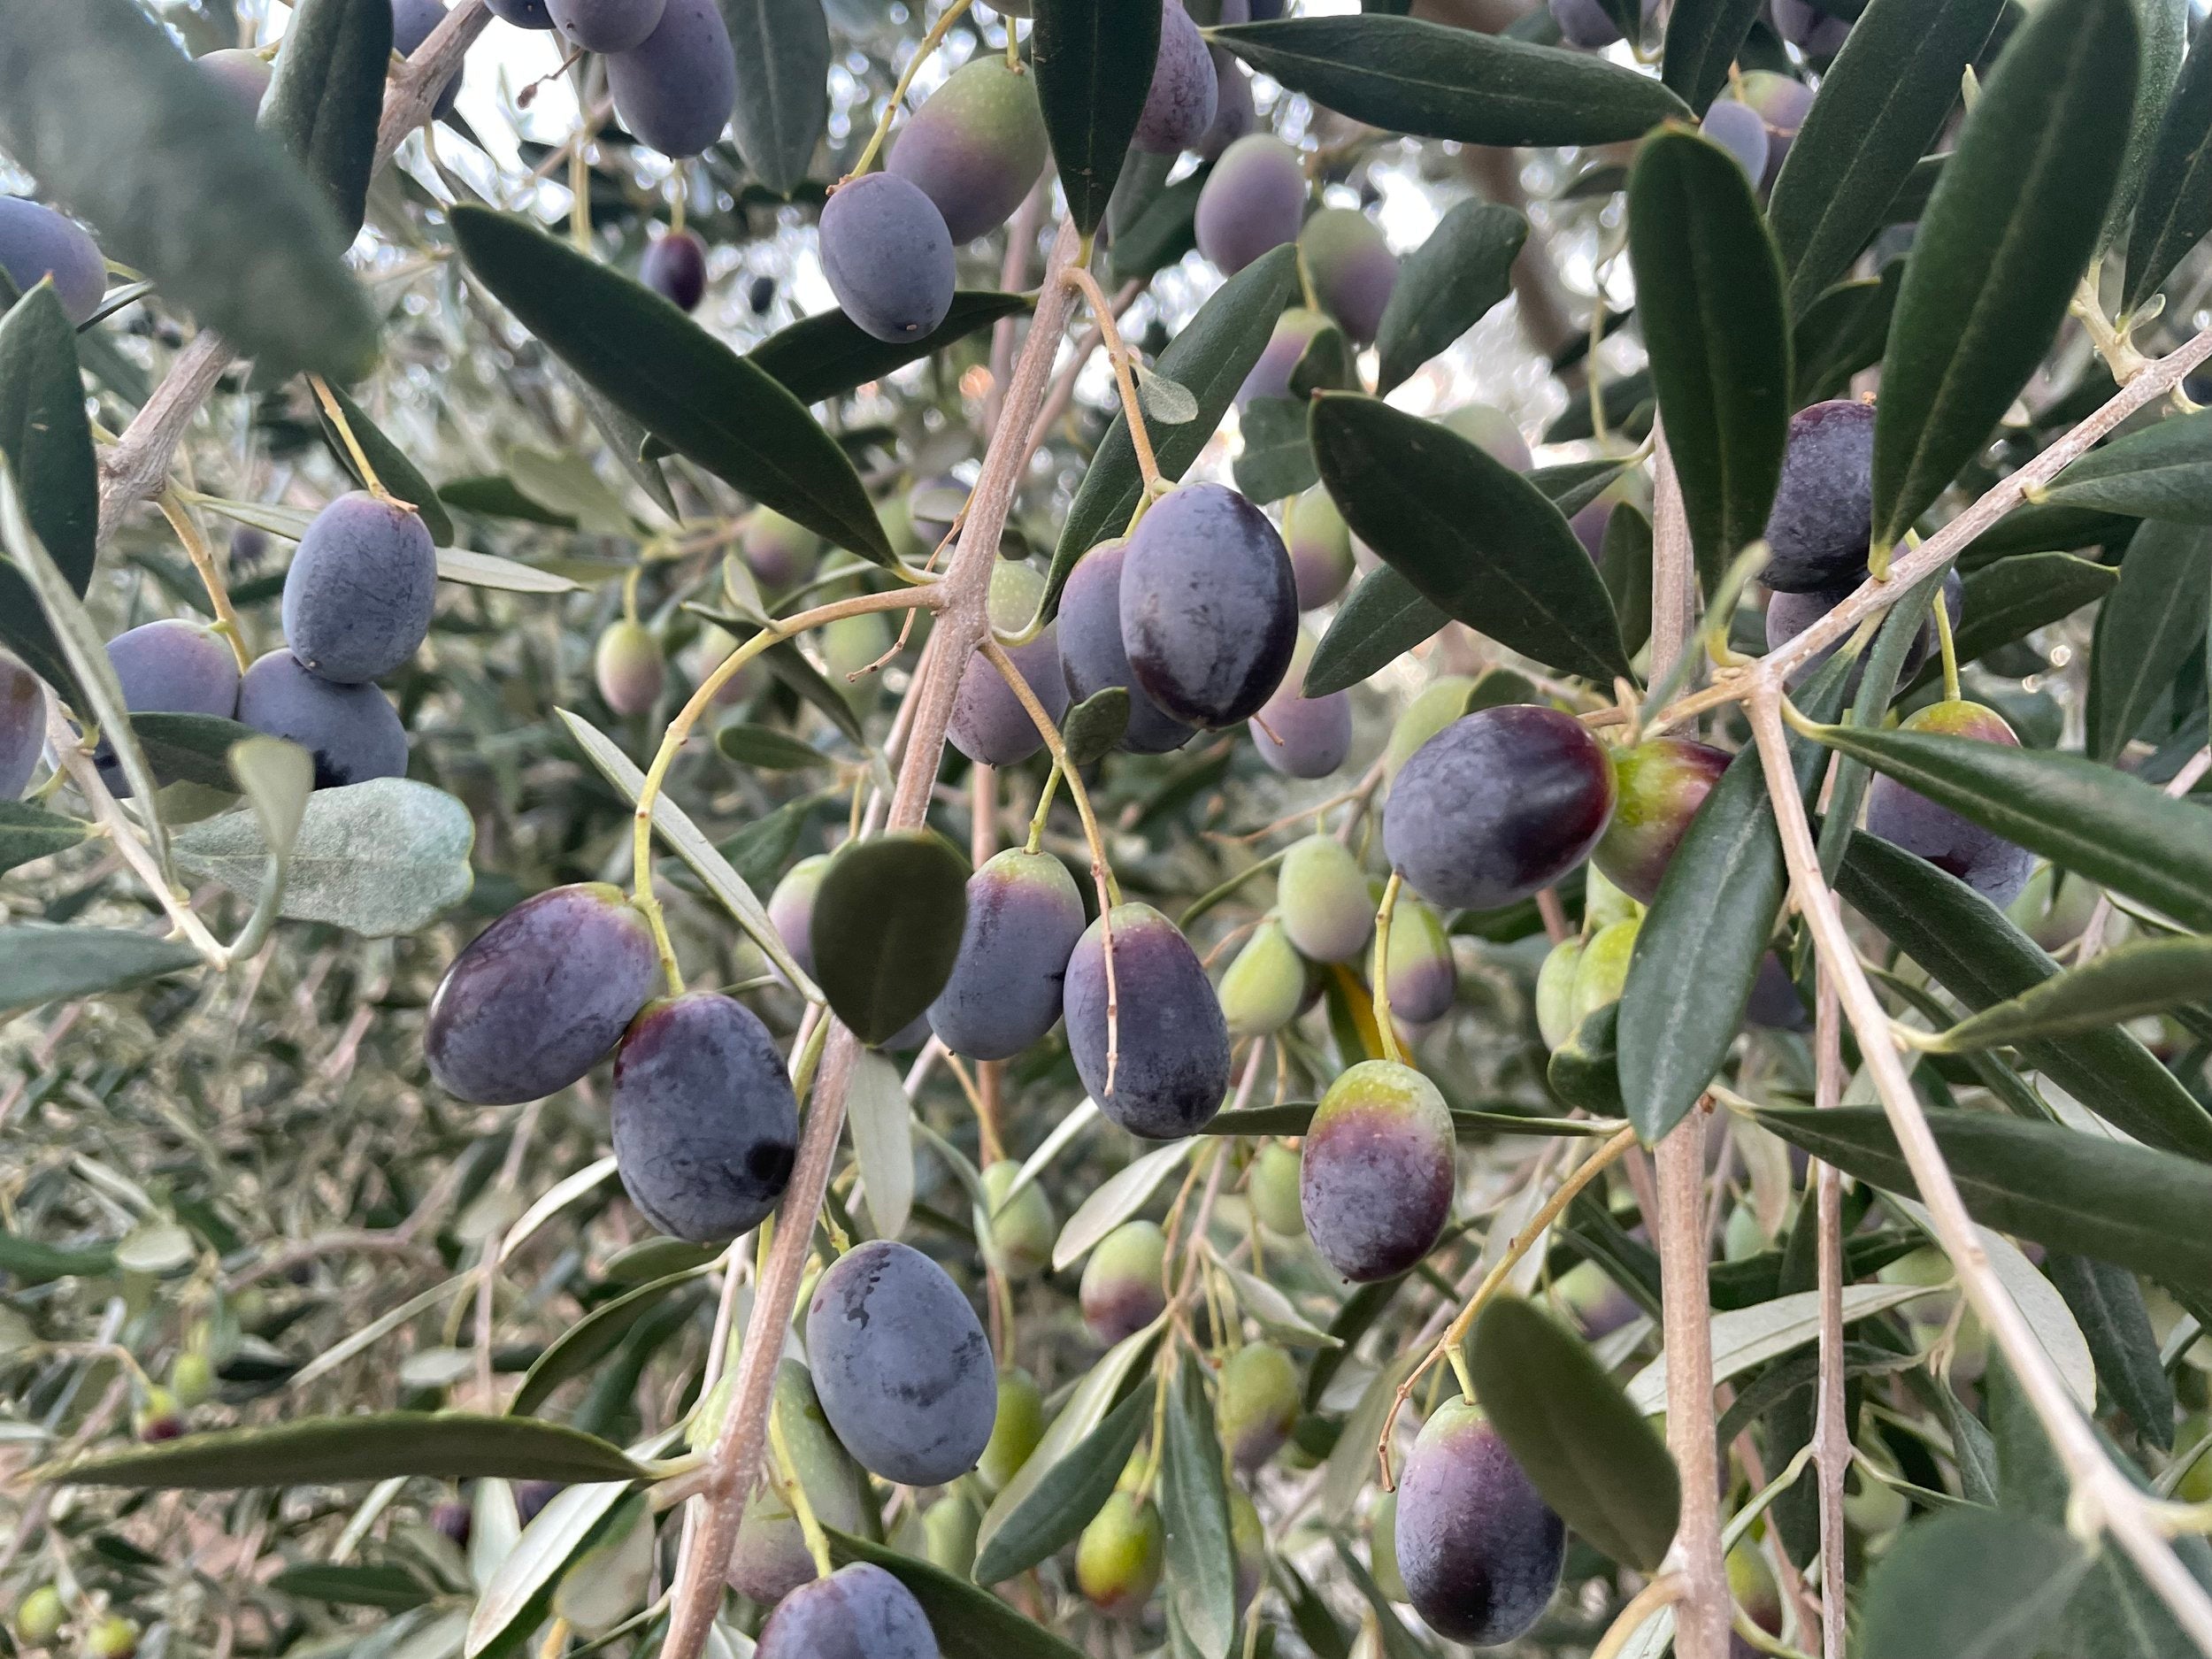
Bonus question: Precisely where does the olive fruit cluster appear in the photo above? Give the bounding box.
[1196,144,1400,342]
[247,489,432,788]
[88,488,429,801]
[820,50,1048,342]
[424,884,802,1244]
[480,0,735,156]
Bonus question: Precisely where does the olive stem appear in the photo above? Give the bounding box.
[628,585,942,996]
[980,634,1124,1089]
[571,96,597,253]
[1064,265,1164,498]
[156,487,250,674]
[845,0,976,181]
[2071,261,2149,384]
[980,638,1120,909]
[1931,571,1962,703]
[655,220,1087,1659]
[307,375,405,507]
[1747,687,2212,1655]
[1025,763,1063,855]
[1376,1124,1639,1488]
[1370,871,1405,1067]
[42,704,227,968]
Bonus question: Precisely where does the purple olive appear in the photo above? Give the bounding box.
[1119,482,1298,730]
[1395,1398,1564,1644]
[423,883,662,1104]
[0,198,105,326]
[1382,705,1617,911]
[1301,1059,1455,1282]
[1133,2,1218,155]
[1864,699,2036,907]
[641,227,708,311]
[611,992,797,1241]
[1195,134,1306,275]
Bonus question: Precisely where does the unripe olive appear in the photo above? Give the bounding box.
[1842,1438,1911,1536]
[1218,920,1305,1039]
[1729,1536,1781,1632]
[1379,893,1456,1025]
[1217,1341,1300,1471]
[1439,403,1532,472]
[1297,206,1397,344]
[1230,1485,1266,1611]
[980,1161,1054,1282]
[818,611,891,713]
[1278,834,1372,964]
[13,1585,64,1647]
[1534,938,1585,1049]
[741,507,821,590]
[1076,1490,1165,1617]
[978,1365,1046,1493]
[594,619,665,716]
[1238,305,1331,406]
[170,1348,213,1409]
[1569,917,1640,1027]
[767,853,831,980]
[1383,676,1476,783]
[1282,484,1354,610]
[2007,864,2102,953]
[1248,1141,1305,1237]
[134,1386,183,1443]
[84,1616,139,1659]
[2173,1415,2212,1503]
[923,1487,981,1578]
[1593,738,1731,904]
[1582,862,1642,930]
[887,56,1048,242]
[1864,699,2035,908]
[1080,1219,1168,1345]
[1371,1489,1409,1602]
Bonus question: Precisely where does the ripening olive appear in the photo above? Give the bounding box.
[1301,1060,1455,1283]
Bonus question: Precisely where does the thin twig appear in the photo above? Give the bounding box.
[43,705,226,964]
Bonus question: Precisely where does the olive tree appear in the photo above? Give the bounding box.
[4,0,2212,1655]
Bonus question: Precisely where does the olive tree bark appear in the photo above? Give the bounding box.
[1811,971,1849,1659]
[96,0,494,542]
[656,219,1087,1659]
[1646,419,1731,1659]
